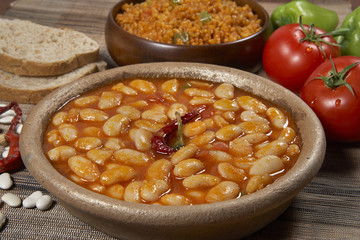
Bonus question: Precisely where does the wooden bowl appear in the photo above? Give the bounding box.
[105,0,270,73]
[20,62,326,240]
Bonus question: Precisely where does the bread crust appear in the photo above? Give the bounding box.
[0,19,100,77]
[0,61,107,104]
[0,49,99,77]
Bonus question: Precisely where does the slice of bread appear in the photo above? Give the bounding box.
[0,60,107,104]
[0,19,100,77]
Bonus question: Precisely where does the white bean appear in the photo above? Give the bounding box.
[0,109,15,117]
[240,110,269,124]
[15,124,23,134]
[173,158,205,178]
[134,128,153,151]
[214,83,235,99]
[114,149,150,166]
[36,195,53,211]
[266,107,287,129]
[23,191,43,208]
[167,103,188,120]
[0,115,14,124]
[124,181,142,203]
[1,193,22,207]
[205,181,240,203]
[2,150,9,158]
[103,114,130,136]
[213,99,239,111]
[141,179,170,202]
[171,144,199,165]
[215,124,243,141]
[255,140,288,158]
[208,150,233,162]
[0,173,13,190]
[182,174,220,189]
[249,155,285,176]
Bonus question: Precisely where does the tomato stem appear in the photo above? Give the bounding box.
[310,57,359,96]
[298,16,339,58]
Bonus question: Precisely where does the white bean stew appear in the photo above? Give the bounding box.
[43,78,301,205]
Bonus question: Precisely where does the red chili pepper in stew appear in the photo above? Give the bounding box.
[0,101,23,173]
[151,105,206,155]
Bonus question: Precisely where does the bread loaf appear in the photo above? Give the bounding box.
[0,19,100,76]
[0,60,107,104]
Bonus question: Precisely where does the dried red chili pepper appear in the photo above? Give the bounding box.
[0,101,23,173]
[151,105,206,155]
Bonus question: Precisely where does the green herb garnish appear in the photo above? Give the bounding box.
[171,0,181,6]
[173,31,189,44]
[199,11,212,24]
[181,83,192,89]
[172,112,185,150]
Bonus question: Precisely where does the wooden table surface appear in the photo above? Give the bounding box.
[0,1,360,239]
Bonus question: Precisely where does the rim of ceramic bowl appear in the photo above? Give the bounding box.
[20,62,326,228]
[108,0,270,48]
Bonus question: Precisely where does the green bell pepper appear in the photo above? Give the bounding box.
[335,7,360,57]
[271,0,339,32]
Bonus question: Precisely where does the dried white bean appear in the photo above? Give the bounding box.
[23,191,43,208]
[2,150,9,158]
[0,173,13,190]
[1,193,22,207]
[15,124,23,134]
[0,116,14,124]
[0,109,15,117]
[36,195,53,211]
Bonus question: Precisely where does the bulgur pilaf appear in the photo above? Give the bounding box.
[115,0,262,45]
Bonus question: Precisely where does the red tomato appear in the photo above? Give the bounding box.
[300,56,360,142]
[262,23,341,92]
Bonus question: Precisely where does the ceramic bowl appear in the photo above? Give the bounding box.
[105,0,270,73]
[20,62,326,240]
